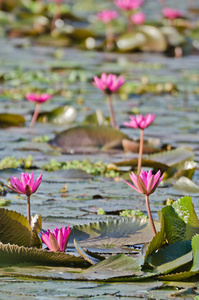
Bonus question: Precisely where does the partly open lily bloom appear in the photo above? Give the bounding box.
[114,0,143,11]
[131,11,146,25]
[124,114,155,129]
[26,93,52,104]
[40,226,72,252]
[125,169,164,196]
[97,10,119,23]
[7,172,42,196]
[162,7,183,19]
[93,73,125,94]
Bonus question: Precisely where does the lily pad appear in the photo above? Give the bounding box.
[138,25,167,52]
[117,26,167,52]
[49,125,131,153]
[173,177,199,193]
[38,106,76,124]
[162,196,199,244]
[0,113,25,128]
[0,208,41,248]
[0,243,90,268]
[69,217,160,251]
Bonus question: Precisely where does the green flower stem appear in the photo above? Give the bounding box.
[145,195,156,236]
[138,128,144,175]
[30,103,40,128]
[107,94,116,128]
[27,195,31,225]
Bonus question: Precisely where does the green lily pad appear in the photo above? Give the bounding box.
[164,161,197,180]
[38,106,76,124]
[69,217,160,251]
[138,25,167,52]
[83,253,142,280]
[162,196,199,244]
[0,113,25,128]
[83,110,109,126]
[0,243,90,268]
[0,208,41,248]
[49,125,131,153]
[173,177,199,193]
[117,26,167,52]
[161,26,186,47]
[117,32,147,52]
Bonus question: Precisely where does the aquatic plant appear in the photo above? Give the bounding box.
[114,0,144,31]
[26,93,52,127]
[162,7,183,19]
[93,73,125,128]
[97,10,119,49]
[6,172,43,224]
[125,169,164,236]
[131,11,146,25]
[124,113,155,174]
[40,226,72,252]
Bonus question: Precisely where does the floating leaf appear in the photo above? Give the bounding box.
[0,208,41,248]
[69,218,160,251]
[117,32,147,52]
[146,147,194,167]
[115,148,194,173]
[158,234,199,281]
[50,125,131,153]
[0,243,90,268]
[173,177,199,193]
[122,139,160,154]
[0,113,25,128]
[164,161,197,180]
[74,239,104,265]
[83,254,142,280]
[117,26,167,52]
[144,211,165,263]
[162,196,199,244]
[138,25,167,52]
[146,240,192,267]
[38,106,76,125]
[83,110,109,126]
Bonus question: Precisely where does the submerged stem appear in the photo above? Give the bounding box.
[30,103,41,128]
[145,195,156,236]
[137,128,144,175]
[107,94,116,128]
[27,195,31,225]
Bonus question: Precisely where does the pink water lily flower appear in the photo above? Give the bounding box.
[162,7,183,19]
[126,169,164,196]
[97,10,119,23]
[125,169,163,236]
[26,93,53,104]
[7,172,42,196]
[41,226,72,252]
[124,114,155,129]
[114,0,144,11]
[131,11,146,25]
[93,73,125,94]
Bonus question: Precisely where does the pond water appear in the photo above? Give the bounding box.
[1,0,199,298]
